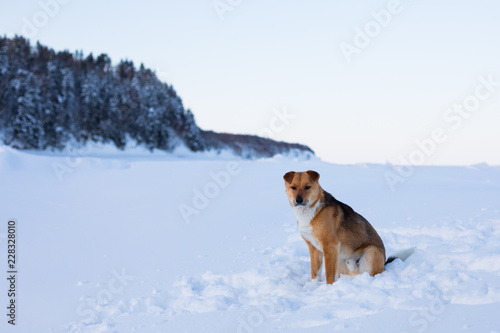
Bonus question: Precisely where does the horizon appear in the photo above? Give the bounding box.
[1,0,499,166]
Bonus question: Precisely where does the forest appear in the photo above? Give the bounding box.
[0,36,312,158]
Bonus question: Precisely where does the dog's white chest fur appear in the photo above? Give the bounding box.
[292,202,322,252]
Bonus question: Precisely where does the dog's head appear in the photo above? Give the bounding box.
[283,170,321,207]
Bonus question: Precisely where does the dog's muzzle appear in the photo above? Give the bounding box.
[295,196,305,206]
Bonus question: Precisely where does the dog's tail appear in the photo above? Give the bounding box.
[385,247,416,265]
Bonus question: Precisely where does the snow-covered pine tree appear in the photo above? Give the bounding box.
[181,109,205,152]
[41,60,67,149]
[8,69,44,149]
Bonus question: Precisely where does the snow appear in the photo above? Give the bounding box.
[0,145,499,332]
[19,139,316,163]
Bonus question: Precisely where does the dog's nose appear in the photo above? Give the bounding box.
[296,196,304,205]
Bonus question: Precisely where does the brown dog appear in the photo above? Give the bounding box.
[284,170,396,284]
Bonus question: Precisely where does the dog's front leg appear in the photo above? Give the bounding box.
[323,243,339,284]
[303,238,323,280]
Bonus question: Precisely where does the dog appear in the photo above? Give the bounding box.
[284,170,412,284]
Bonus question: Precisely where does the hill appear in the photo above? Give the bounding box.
[0,36,313,158]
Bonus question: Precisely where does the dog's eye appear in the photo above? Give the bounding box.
[291,186,297,190]
[305,186,311,190]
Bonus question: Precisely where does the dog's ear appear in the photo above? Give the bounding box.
[306,170,320,182]
[283,171,295,184]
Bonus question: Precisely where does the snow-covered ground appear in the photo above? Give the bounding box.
[0,145,499,332]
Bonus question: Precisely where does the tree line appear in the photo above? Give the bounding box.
[0,36,313,158]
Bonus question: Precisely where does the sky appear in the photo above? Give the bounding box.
[1,0,499,165]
